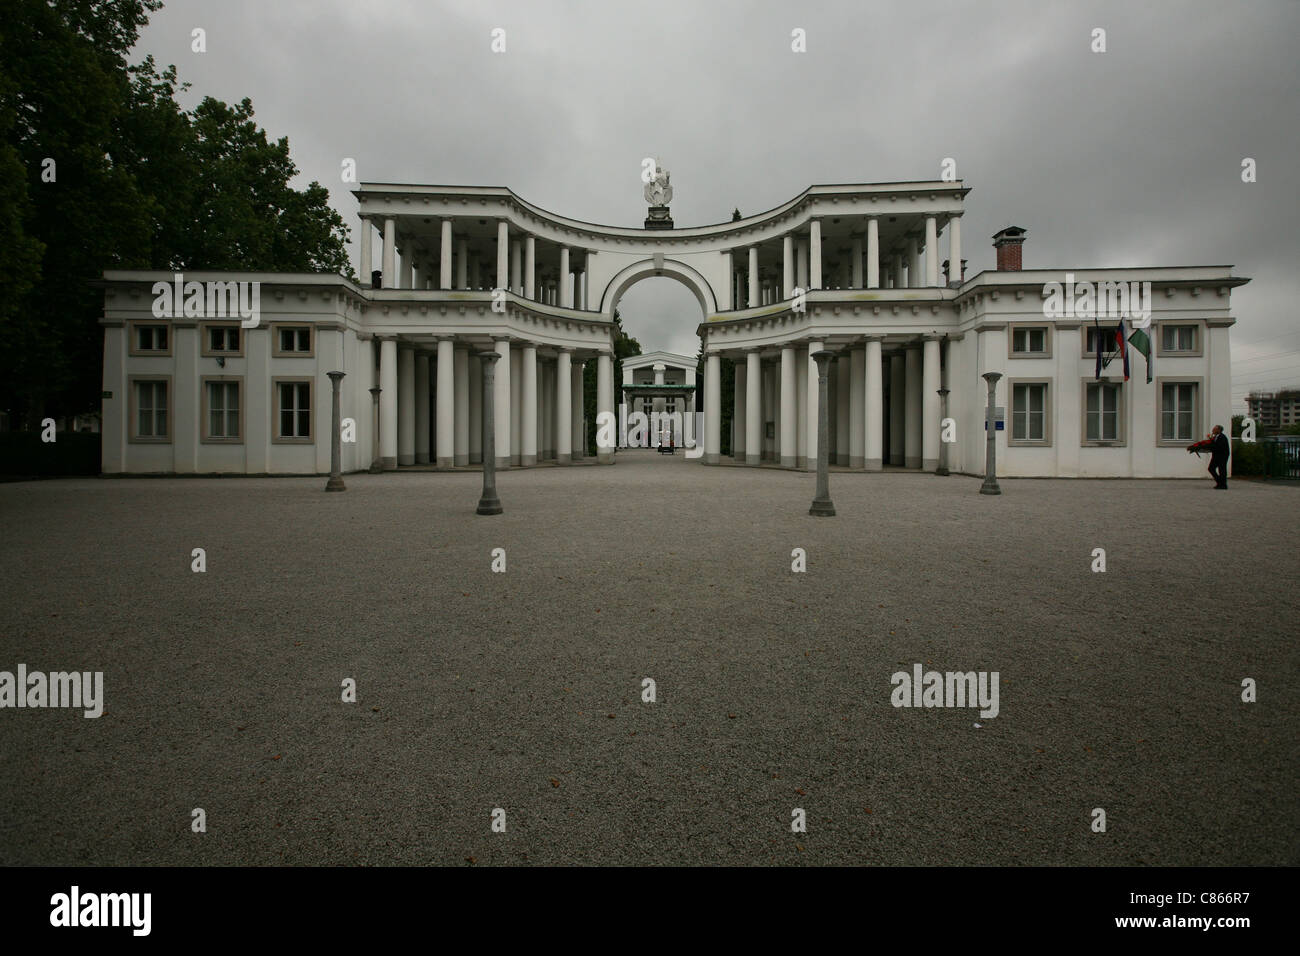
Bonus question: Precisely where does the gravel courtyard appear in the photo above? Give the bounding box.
[1,454,1296,866]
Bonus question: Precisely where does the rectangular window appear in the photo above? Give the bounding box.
[1012,327,1048,354]
[207,325,241,353]
[278,381,311,439]
[207,381,240,439]
[1161,381,1198,442]
[1085,326,1109,355]
[1013,383,1047,441]
[274,325,312,356]
[1086,382,1120,441]
[136,380,168,438]
[134,325,168,352]
[1161,324,1196,352]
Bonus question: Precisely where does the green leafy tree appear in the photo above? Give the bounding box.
[1,0,352,428]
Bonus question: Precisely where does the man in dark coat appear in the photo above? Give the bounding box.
[1207,424,1230,489]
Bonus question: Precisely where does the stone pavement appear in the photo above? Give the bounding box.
[1,456,1295,865]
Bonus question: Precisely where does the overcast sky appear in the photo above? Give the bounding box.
[132,0,1299,411]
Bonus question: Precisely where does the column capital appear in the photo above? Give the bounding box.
[922,333,944,342]
[862,334,884,343]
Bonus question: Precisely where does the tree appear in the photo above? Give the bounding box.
[0,0,352,428]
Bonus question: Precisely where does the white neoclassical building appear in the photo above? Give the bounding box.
[619,351,696,448]
[97,174,1248,478]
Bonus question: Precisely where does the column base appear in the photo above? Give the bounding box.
[809,497,836,517]
[850,455,864,469]
[511,454,521,466]
[746,454,760,465]
[889,453,903,466]
[455,454,468,467]
[836,453,848,466]
[905,455,921,469]
[781,456,796,468]
[469,453,482,464]
[865,458,883,472]
[437,456,453,468]
[705,453,718,465]
[557,453,571,464]
[522,454,537,466]
[381,457,397,471]
[797,456,807,470]
[597,450,614,464]
[923,458,938,471]
[495,456,510,470]
[325,476,346,492]
[369,459,383,474]
[415,453,430,464]
[476,494,503,515]
[398,454,414,466]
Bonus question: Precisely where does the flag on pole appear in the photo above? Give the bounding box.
[1094,317,1104,380]
[1128,324,1154,383]
[1116,320,1130,382]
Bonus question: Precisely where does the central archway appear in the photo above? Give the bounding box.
[599,257,719,318]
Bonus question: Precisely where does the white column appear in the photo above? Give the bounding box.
[922,336,941,470]
[597,352,614,463]
[469,352,482,465]
[510,348,521,465]
[440,220,453,289]
[493,339,511,469]
[780,346,796,468]
[925,216,939,287]
[865,338,884,471]
[907,237,920,289]
[783,236,794,298]
[398,346,415,465]
[456,239,468,290]
[521,344,537,466]
[510,239,522,294]
[559,247,571,308]
[892,254,903,290]
[359,218,371,284]
[571,361,585,459]
[454,347,469,466]
[889,352,904,466]
[556,350,572,463]
[836,353,850,465]
[809,219,822,289]
[748,246,759,308]
[949,215,962,284]
[905,345,922,468]
[733,359,747,460]
[705,352,721,464]
[414,352,431,464]
[746,350,761,465]
[795,346,808,467]
[524,236,536,299]
[436,338,454,468]
[851,235,863,289]
[806,340,823,470]
[400,243,414,289]
[379,338,397,469]
[797,239,809,290]
[849,347,865,469]
[382,219,396,289]
[866,218,880,289]
[497,221,509,291]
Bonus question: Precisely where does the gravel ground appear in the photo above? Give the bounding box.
[1,452,1296,866]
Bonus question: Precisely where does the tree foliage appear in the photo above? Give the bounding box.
[0,0,351,427]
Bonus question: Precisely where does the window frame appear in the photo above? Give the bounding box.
[1155,321,1203,358]
[1008,323,1052,359]
[128,374,173,443]
[128,322,172,357]
[1156,376,1204,446]
[200,322,244,358]
[1007,378,1052,446]
[272,323,315,358]
[272,376,314,444]
[1081,378,1127,447]
[200,375,245,444]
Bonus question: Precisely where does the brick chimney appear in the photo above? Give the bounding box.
[992,226,1027,271]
